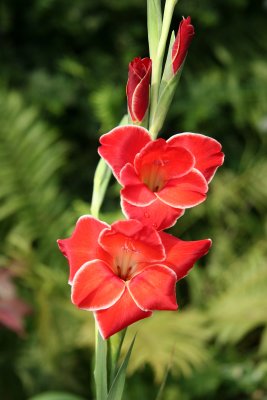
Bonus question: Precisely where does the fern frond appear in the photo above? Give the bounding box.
[90,84,124,133]
[77,309,210,381]
[0,89,74,261]
[208,241,267,345]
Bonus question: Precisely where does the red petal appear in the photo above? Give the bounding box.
[134,139,194,182]
[128,265,178,311]
[57,215,110,284]
[159,231,212,279]
[121,198,184,231]
[94,289,152,339]
[156,169,208,208]
[71,260,125,310]
[168,133,224,183]
[120,163,156,206]
[98,125,151,182]
[99,219,165,264]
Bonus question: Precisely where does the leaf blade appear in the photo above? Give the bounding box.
[28,392,86,400]
[107,335,136,400]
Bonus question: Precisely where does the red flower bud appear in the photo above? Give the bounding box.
[126,57,152,123]
[172,16,195,75]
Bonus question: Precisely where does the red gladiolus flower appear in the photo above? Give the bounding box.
[172,16,195,75]
[126,57,152,123]
[98,126,224,230]
[58,216,211,339]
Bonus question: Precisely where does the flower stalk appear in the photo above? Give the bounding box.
[94,326,108,400]
[149,0,178,135]
[90,114,129,400]
[91,163,108,400]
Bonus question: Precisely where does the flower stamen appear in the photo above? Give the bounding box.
[115,241,140,280]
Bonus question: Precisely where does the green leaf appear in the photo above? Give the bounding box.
[109,329,127,384]
[147,0,162,61]
[107,335,136,400]
[91,158,112,218]
[28,392,86,400]
[155,364,171,400]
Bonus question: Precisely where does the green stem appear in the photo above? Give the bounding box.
[149,0,177,134]
[91,154,110,400]
[91,114,128,399]
[94,325,108,400]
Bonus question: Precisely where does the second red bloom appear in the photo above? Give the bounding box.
[98,126,224,230]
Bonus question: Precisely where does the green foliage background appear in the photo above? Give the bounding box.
[0,0,267,399]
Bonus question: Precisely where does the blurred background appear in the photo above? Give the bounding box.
[0,0,267,399]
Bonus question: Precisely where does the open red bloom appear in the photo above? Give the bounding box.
[126,57,152,123]
[172,16,195,75]
[58,216,211,339]
[98,126,224,230]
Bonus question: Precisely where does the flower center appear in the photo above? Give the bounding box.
[115,240,140,280]
[141,159,168,192]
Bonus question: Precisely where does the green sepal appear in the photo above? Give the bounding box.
[106,334,136,400]
[161,31,176,89]
[150,62,184,138]
[128,110,149,129]
[147,0,162,61]
[119,114,129,126]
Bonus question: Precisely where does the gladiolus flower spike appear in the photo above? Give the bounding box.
[126,57,152,123]
[98,125,224,230]
[58,216,211,339]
